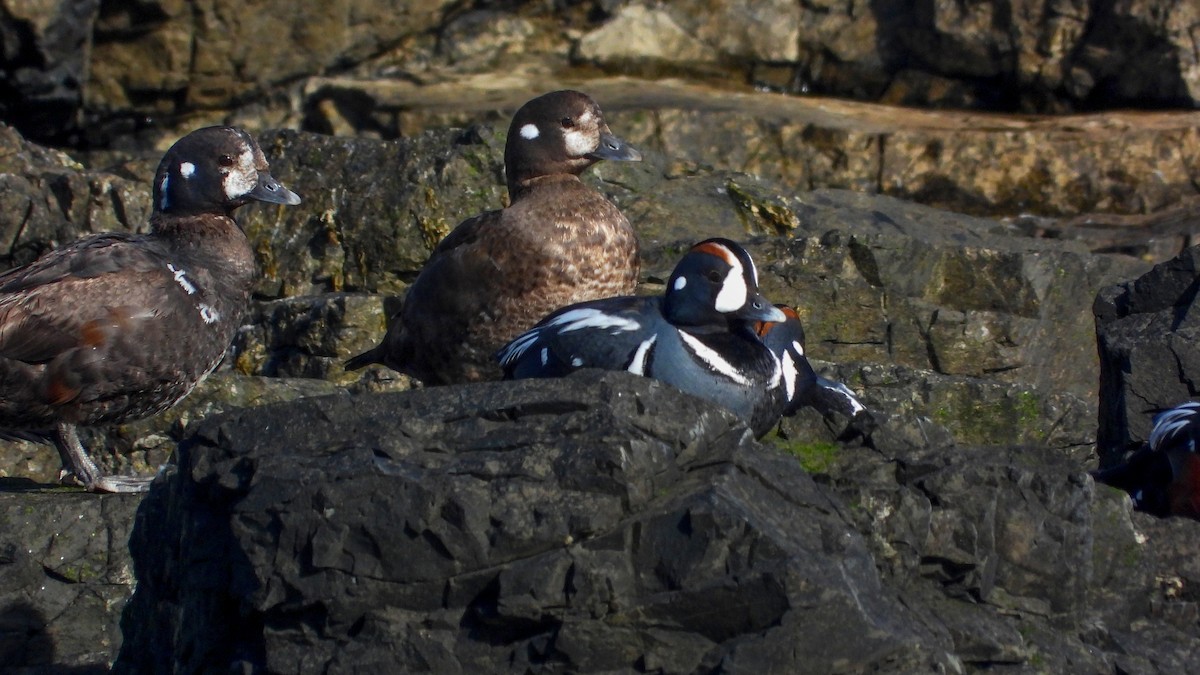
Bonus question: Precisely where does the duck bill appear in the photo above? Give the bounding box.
[588,131,642,162]
[248,171,302,205]
[737,295,787,323]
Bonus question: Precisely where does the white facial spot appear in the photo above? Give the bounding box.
[223,148,258,201]
[563,129,595,157]
[549,308,640,334]
[673,276,687,291]
[713,262,748,313]
[159,175,170,210]
[167,263,196,295]
[197,303,220,324]
[577,110,596,126]
[179,162,196,178]
[520,123,540,140]
[677,330,750,386]
[627,335,657,376]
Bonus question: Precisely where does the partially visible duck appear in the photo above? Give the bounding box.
[1093,401,1200,519]
[346,90,642,384]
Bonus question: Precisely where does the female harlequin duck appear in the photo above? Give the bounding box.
[754,305,872,430]
[1093,401,1200,519]
[0,126,301,492]
[345,90,642,385]
[497,238,788,436]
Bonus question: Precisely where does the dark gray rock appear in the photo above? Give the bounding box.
[0,489,140,673]
[0,0,100,142]
[1094,246,1200,462]
[112,372,1200,673]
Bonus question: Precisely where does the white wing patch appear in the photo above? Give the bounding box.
[168,264,196,295]
[520,123,540,140]
[549,308,640,334]
[498,331,540,367]
[627,335,657,375]
[1149,402,1200,451]
[677,330,750,386]
[198,303,220,324]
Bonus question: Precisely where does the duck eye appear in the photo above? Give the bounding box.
[218,154,235,167]
[560,117,574,129]
[706,270,723,282]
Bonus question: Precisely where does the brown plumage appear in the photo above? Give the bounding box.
[347,90,642,384]
[0,126,301,492]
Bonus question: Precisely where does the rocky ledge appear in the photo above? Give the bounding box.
[108,372,1199,673]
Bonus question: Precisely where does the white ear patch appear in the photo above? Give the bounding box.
[179,162,196,178]
[713,260,748,313]
[673,276,687,291]
[520,123,540,140]
[564,129,594,157]
[223,148,258,201]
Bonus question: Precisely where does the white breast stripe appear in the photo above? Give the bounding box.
[677,330,750,386]
[626,335,657,375]
[549,308,640,334]
[781,351,797,399]
[167,264,196,295]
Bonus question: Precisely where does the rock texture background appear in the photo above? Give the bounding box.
[1,1,1200,673]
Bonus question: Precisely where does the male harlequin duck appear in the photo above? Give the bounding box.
[754,305,872,430]
[0,126,301,493]
[1093,401,1200,519]
[497,238,788,436]
[346,90,642,385]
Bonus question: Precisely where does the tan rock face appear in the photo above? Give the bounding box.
[86,0,454,114]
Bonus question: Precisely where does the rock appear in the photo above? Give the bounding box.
[1094,246,1200,462]
[0,0,100,142]
[0,489,140,672]
[112,372,1200,673]
[84,0,454,123]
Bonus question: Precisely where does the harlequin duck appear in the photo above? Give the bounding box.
[345,90,642,385]
[497,238,788,436]
[754,305,872,429]
[0,126,301,492]
[1092,401,1200,519]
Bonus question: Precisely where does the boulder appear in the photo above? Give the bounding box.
[0,489,140,673]
[112,372,1200,673]
[1094,246,1200,462]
